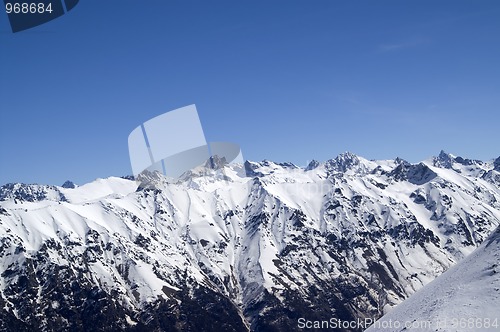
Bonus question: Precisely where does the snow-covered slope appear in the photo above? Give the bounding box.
[0,151,499,331]
[365,225,500,332]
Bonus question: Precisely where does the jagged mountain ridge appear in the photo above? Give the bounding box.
[0,151,499,331]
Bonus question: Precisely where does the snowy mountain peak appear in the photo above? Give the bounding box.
[431,150,493,171]
[324,151,369,174]
[205,155,228,169]
[433,150,454,168]
[135,170,168,190]
[0,183,65,203]
[335,150,359,164]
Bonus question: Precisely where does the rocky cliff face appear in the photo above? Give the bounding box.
[0,152,499,331]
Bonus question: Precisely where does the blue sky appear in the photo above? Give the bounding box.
[1,0,499,185]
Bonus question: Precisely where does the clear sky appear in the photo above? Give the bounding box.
[1,0,499,185]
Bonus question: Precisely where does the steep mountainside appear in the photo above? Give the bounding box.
[0,151,499,331]
[365,226,500,332]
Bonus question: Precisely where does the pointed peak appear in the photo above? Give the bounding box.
[438,149,449,158]
[324,152,366,174]
[394,157,409,165]
[305,160,320,171]
[135,170,167,190]
[332,151,360,166]
[61,180,76,189]
[336,151,359,161]
[205,155,228,170]
[433,150,454,168]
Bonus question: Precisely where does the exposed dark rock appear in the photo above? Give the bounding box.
[61,181,76,189]
[494,157,500,172]
[434,150,453,169]
[305,160,320,171]
[389,162,437,185]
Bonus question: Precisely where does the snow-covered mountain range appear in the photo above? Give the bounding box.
[0,151,499,331]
